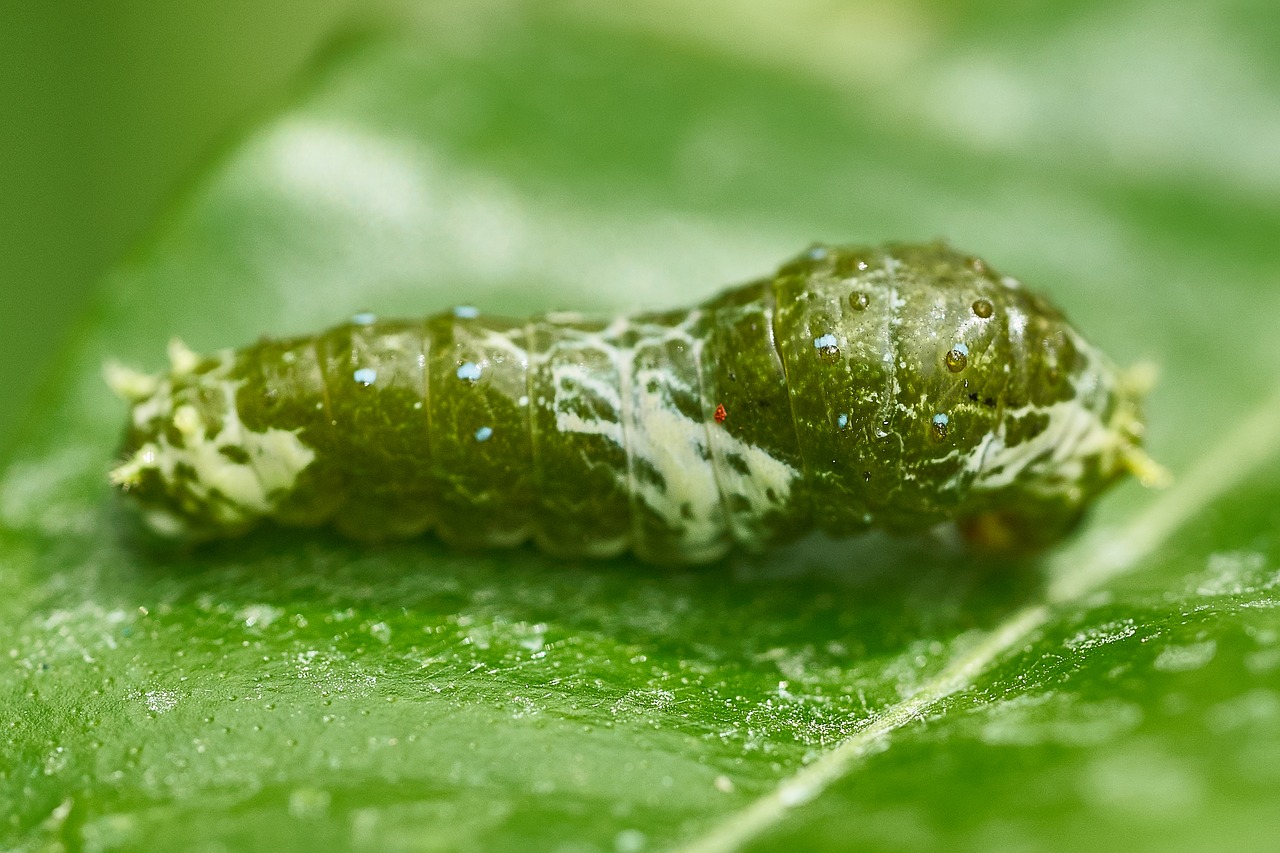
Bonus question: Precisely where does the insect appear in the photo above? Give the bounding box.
[106,242,1162,564]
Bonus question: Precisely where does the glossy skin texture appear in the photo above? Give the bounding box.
[108,243,1152,564]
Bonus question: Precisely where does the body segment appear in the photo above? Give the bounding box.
[108,242,1154,562]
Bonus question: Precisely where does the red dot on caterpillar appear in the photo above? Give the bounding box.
[713,404,728,424]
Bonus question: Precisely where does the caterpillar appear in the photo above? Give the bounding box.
[106,242,1161,564]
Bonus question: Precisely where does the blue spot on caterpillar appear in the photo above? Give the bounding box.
[105,242,1163,563]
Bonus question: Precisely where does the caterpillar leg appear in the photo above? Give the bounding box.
[957,506,1087,556]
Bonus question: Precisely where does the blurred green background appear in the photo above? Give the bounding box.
[0,0,410,448]
[6,0,1278,452]
[5,0,1277,454]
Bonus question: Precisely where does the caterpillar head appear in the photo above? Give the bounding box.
[957,360,1164,553]
[105,339,316,539]
[785,243,1163,553]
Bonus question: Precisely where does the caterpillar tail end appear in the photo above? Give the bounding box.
[103,359,163,492]
[166,337,200,375]
[108,457,137,487]
[1113,360,1170,489]
[103,338,195,403]
[103,360,159,403]
[1122,446,1172,489]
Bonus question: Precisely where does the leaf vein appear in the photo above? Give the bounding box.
[676,384,1280,853]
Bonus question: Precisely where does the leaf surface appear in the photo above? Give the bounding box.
[3,5,1279,850]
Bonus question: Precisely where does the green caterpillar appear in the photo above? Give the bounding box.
[107,242,1160,564]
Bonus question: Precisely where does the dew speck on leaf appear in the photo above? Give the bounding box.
[977,693,1143,747]
[1065,619,1138,652]
[1193,551,1274,597]
[1153,641,1217,673]
[1205,689,1280,733]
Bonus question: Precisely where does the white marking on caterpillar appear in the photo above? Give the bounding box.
[109,352,316,533]
[103,361,159,403]
[543,315,800,561]
[958,336,1120,500]
[167,338,201,376]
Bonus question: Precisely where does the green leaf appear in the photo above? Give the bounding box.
[4,5,1279,850]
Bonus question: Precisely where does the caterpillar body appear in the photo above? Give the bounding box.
[107,242,1158,564]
